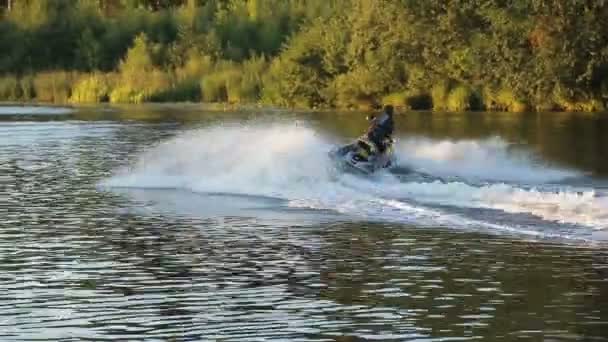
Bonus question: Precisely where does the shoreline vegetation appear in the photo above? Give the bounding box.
[1,1,607,113]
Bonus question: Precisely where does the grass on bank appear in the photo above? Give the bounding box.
[1,71,605,112]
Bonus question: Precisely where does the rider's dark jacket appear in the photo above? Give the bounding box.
[366,111,394,151]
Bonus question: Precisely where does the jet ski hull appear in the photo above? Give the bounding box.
[329,137,395,175]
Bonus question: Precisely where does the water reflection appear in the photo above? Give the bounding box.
[1,111,608,341]
[3,201,607,340]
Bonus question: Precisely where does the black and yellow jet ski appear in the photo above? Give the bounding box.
[329,135,395,175]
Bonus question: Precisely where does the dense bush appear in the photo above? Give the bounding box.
[0,75,22,101]
[0,0,607,111]
[33,71,80,103]
[70,73,114,103]
[109,33,170,103]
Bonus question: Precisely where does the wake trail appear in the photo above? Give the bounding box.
[395,136,581,183]
[101,123,608,235]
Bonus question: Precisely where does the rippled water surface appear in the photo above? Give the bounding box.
[2,106,608,341]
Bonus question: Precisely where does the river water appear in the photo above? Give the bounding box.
[1,105,608,341]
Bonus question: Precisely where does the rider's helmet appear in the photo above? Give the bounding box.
[383,105,394,116]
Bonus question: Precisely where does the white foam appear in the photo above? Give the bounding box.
[103,123,608,234]
[104,123,336,196]
[346,178,608,230]
[395,136,579,183]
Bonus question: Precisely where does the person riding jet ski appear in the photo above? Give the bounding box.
[366,104,395,153]
[328,104,396,174]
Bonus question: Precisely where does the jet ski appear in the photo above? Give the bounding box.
[329,135,395,175]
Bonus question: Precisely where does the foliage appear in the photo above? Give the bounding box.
[109,33,170,103]
[0,75,22,101]
[70,73,115,103]
[447,86,475,112]
[382,90,432,110]
[0,0,607,111]
[200,56,265,103]
[33,71,80,103]
[431,81,451,111]
[483,87,528,112]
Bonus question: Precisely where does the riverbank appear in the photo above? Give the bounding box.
[1,77,606,114]
[1,98,607,117]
